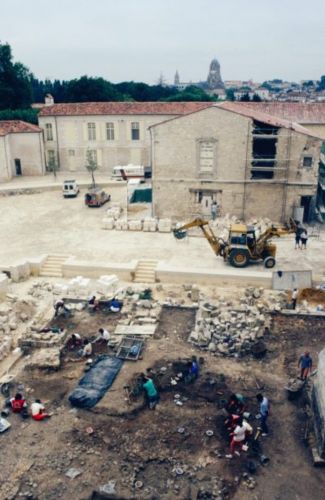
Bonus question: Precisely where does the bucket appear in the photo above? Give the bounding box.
[260,454,270,466]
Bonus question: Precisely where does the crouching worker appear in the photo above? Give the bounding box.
[88,296,99,313]
[229,416,253,457]
[54,299,69,317]
[67,333,82,350]
[141,374,159,410]
[109,297,123,313]
[185,356,199,383]
[31,399,52,421]
[78,339,93,358]
[9,393,28,418]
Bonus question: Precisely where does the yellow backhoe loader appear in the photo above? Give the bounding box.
[173,218,297,269]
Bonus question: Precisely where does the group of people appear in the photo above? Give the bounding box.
[140,357,200,410]
[88,296,123,314]
[6,393,51,421]
[225,392,270,458]
[294,225,308,249]
[67,327,111,357]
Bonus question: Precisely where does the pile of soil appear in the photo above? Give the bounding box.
[298,288,325,306]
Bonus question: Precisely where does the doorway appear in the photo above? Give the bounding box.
[195,190,219,217]
[14,159,22,176]
[300,195,312,223]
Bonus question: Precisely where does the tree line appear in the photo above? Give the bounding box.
[0,42,218,123]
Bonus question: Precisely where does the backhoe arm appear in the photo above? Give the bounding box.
[173,218,227,257]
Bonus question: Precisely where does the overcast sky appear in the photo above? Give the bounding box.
[1,0,324,84]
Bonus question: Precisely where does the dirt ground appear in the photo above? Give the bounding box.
[1,304,325,500]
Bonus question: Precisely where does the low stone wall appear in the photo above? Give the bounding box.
[156,262,273,288]
[62,258,138,281]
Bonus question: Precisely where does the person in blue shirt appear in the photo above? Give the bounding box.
[256,393,270,436]
[298,351,312,380]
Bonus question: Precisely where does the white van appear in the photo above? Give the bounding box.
[112,165,147,181]
[63,180,79,198]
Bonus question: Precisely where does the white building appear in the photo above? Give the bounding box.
[0,121,45,181]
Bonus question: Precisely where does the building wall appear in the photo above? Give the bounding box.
[302,124,325,139]
[38,113,181,173]
[151,106,320,222]
[0,136,10,181]
[7,133,45,177]
[0,133,44,181]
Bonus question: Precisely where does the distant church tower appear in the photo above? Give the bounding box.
[174,70,180,85]
[206,59,224,89]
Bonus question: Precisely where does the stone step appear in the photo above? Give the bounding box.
[39,271,62,277]
[133,278,156,284]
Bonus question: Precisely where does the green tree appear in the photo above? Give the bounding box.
[0,42,33,109]
[165,85,216,102]
[47,153,59,179]
[66,76,124,102]
[252,93,262,102]
[85,149,98,188]
[318,75,325,91]
[0,108,38,124]
[226,88,235,101]
[240,92,251,102]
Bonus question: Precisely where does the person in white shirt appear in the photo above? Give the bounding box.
[291,288,298,310]
[82,339,93,357]
[31,399,51,421]
[95,328,110,345]
[230,416,253,456]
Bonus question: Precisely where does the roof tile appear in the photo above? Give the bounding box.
[0,120,42,136]
[38,101,214,117]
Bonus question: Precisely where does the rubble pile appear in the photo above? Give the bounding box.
[189,287,287,357]
[0,295,35,360]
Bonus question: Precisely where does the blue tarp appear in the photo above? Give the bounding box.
[68,355,123,408]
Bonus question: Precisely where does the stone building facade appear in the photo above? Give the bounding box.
[38,102,213,173]
[0,121,45,181]
[150,103,322,222]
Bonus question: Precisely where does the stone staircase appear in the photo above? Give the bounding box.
[133,259,158,284]
[39,254,69,278]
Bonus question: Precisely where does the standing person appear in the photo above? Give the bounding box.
[294,227,302,249]
[211,201,218,221]
[291,288,298,310]
[300,229,308,249]
[141,374,159,409]
[298,351,313,380]
[31,399,51,421]
[228,416,253,457]
[256,393,270,436]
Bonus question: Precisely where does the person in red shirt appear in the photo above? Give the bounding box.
[10,393,27,413]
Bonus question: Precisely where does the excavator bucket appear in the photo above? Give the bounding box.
[173,229,188,240]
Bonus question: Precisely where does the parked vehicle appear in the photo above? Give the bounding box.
[85,188,111,207]
[63,180,79,198]
[112,165,151,181]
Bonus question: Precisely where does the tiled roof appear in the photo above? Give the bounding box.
[218,102,324,139]
[0,120,42,136]
[238,102,325,124]
[38,101,214,117]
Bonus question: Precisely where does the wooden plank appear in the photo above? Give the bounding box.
[114,324,156,336]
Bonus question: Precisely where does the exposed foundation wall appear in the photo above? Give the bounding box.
[0,136,9,181]
[39,113,181,173]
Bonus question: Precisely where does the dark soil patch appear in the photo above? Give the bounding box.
[155,305,196,340]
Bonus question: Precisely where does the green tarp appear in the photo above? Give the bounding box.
[130,188,152,203]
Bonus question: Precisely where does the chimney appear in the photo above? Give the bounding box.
[45,94,54,106]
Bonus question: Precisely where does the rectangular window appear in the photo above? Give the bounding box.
[47,150,56,163]
[88,149,97,165]
[87,122,96,141]
[199,141,214,174]
[45,123,53,141]
[68,149,75,157]
[302,155,313,168]
[131,122,140,140]
[106,122,115,140]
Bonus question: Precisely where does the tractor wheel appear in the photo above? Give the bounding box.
[264,256,276,268]
[229,250,249,268]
